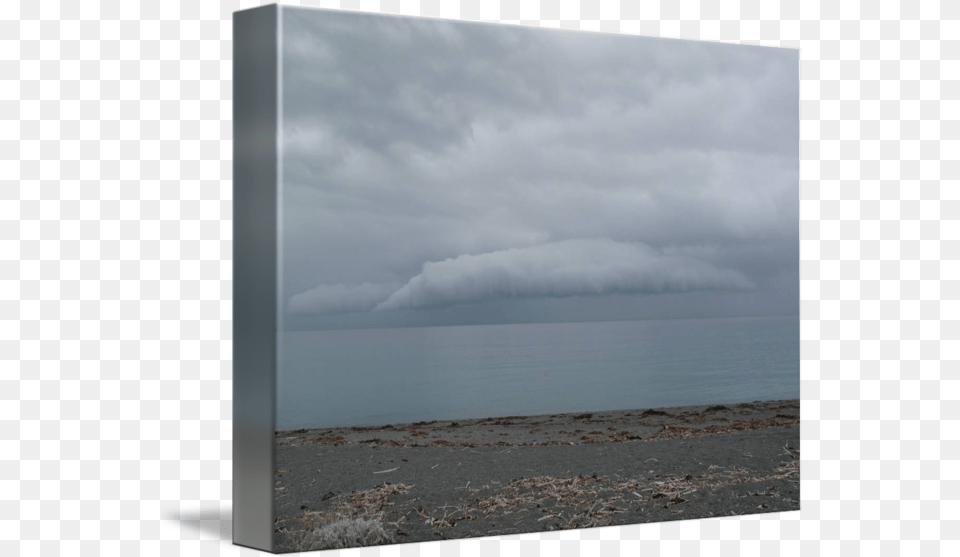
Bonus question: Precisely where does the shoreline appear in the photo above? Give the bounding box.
[284,313,799,334]
[274,399,799,552]
[276,399,800,448]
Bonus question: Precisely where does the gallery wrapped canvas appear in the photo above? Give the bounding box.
[234,4,799,553]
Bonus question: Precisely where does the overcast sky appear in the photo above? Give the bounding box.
[278,7,799,331]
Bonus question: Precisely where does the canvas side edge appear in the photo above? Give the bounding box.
[232,4,278,552]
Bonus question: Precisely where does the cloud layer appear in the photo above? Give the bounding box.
[288,282,401,314]
[278,8,798,329]
[369,239,752,312]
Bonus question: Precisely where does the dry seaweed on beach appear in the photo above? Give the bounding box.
[273,400,801,552]
[647,415,800,441]
[276,400,800,449]
[335,483,415,517]
[276,482,416,551]
[411,451,801,533]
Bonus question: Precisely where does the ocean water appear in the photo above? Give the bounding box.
[277,315,799,430]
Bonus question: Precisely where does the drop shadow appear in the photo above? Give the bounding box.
[167,505,233,542]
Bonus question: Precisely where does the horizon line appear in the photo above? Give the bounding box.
[281,312,800,334]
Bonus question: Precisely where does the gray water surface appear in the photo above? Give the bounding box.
[277,315,799,429]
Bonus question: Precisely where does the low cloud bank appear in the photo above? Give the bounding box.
[288,282,401,314]
[372,239,753,312]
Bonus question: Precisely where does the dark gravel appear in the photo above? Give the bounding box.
[273,400,800,552]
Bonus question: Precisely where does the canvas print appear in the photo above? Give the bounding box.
[265,6,799,552]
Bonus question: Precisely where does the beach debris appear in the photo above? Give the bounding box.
[310,434,347,446]
[387,514,408,533]
[335,483,414,517]
[276,400,799,449]
[298,516,390,551]
[278,401,797,449]
[360,438,405,447]
[276,483,415,551]
[274,402,800,550]
[278,446,800,551]
[646,415,800,441]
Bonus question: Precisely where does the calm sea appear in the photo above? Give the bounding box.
[277,315,799,430]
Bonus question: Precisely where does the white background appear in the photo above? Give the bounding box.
[6,0,954,555]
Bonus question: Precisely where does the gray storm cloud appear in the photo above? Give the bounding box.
[289,282,401,314]
[278,8,798,329]
[372,239,754,312]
